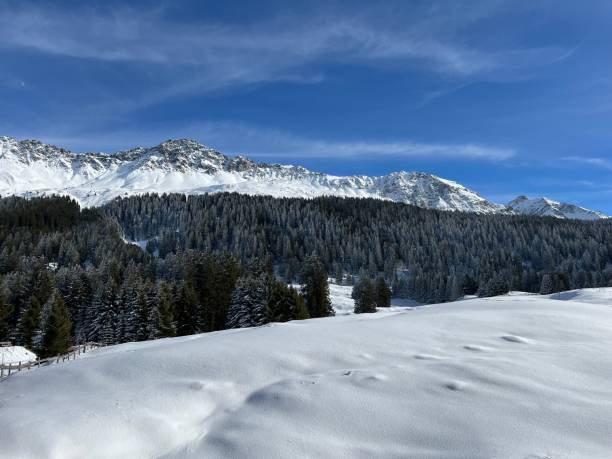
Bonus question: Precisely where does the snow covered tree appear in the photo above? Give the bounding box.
[226,274,271,328]
[92,282,119,344]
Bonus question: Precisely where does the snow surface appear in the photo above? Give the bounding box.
[548,287,612,306]
[0,346,37,365]
[2,291,612,458]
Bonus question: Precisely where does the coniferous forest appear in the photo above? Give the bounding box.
[107,193,612,299]
[1,193,612,354]
[0,196,328,355]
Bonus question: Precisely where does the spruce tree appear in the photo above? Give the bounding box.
[374,277,391,308]
[300,256,334,318]
[289,286,310,321]
[154,283,176,338]
[539,274,553,295]
[42,293,72,357]
[268,282,309,322]
[226,274,271,328]
[18,297,42,349]
[352,277,377,313]
[175,283,199,336]
[0,290,13,341]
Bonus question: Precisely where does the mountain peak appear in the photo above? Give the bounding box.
[507,195,608,220]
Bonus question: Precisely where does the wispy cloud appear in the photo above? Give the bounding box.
[0,1,576,96]
[562,156,612,171]
[212,123,516,161]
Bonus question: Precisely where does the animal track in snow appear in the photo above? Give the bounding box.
[501,335,530,344]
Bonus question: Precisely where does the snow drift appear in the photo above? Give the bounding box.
[1,291,612,458]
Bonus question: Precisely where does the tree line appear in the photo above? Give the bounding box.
[106,193,612,302]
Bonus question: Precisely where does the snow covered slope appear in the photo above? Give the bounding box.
[548,287,612,305]
[0,136,502,212]
[0,346,37,365]
[2,292,612,458]
[507,195,608,220]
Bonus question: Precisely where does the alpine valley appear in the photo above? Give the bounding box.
[0,136,606,219]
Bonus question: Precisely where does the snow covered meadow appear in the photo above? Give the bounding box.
[1,288,612,458]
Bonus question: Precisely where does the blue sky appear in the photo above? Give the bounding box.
[2,0,612,212]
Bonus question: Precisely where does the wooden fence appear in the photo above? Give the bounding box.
[0,342,106,381]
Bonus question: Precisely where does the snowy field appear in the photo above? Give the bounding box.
[1,290,612,458]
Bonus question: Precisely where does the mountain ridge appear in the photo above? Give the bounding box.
[0,136,607,219]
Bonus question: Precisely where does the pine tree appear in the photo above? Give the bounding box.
[539,274,553,295]
[92,282,119,344]
[352,277,377,313]
[300,256,334,318]
[478,275,510,298]
[374,277,391,308]
[289,286,309,320]
[175,283,199,336]
[41,293,72,357]
[0,290,13,341]
[268,282,309,322]
[18,297,42,349]
[153,282,176,338]
[226,274,271,328]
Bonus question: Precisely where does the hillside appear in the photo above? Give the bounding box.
[1,290,611,458]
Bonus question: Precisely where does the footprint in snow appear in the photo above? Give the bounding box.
[463,345,491,352]
[444,381,468,391]
[414,353,443,360]
[501,335,530,344]
[189,381,204,391]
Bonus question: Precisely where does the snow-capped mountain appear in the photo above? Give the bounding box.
[0,136,501,212]
[0,136,608,219]
[507,196,608,220]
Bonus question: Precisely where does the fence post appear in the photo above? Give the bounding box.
[18,361,21,372]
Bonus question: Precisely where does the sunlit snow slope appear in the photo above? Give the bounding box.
[0,136,504,213]
[507,195,608,220]
[1,291,611,459]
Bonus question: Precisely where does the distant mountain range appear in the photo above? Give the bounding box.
[0,136,608,220]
